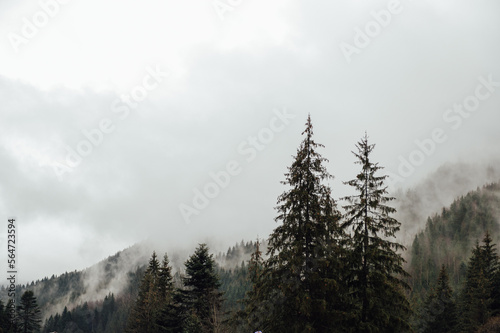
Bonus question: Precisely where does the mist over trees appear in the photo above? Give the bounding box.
[120,116,411,332]
[408,182,500,332]
[3,115,500,332]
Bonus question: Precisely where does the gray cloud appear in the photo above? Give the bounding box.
[0,0,499,282]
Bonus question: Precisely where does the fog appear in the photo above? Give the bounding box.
[0,0,498,283]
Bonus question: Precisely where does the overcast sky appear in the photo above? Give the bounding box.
[0,0,499,283]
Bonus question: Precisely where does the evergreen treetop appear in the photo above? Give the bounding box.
[17,290,42,333]
[342,132,411,333]
[262,115,349,332]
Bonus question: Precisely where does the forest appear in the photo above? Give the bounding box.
[1,115,500,332]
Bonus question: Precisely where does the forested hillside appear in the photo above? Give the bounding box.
[408,182,500,332]
[2,116,500,332]
[409,182,500,295]
[1,242,153,317]
[0,240,255,333]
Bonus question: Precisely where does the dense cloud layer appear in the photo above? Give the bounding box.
[0,0,499,282]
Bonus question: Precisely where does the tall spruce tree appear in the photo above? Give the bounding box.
[264,115,347,332]
[127,252,160,333]
[17,290,41,333]
[182,243,224,333]
[422,265,457,333]
[342,133,411,332]
[127,251,175,333]
[155,254,179,332]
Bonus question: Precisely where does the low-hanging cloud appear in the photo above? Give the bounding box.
[0,0,499,283]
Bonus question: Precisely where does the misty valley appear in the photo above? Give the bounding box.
[2,117,500,333]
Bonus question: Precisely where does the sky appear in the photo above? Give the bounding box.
[0,0,500,283]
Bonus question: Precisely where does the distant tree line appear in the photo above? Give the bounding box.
[409,182,500,295]
[40,293,128,333]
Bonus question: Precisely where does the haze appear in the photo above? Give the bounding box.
[0,0,499,283]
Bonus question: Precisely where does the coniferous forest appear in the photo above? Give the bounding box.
[2,116,500,332]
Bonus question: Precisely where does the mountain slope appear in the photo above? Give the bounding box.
[408,182,500,295]
[1,242,153,319]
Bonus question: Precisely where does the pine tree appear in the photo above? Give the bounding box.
[342,133,411,333]
[157,291,185,333]
[148,251,161,277]
[100,294,115,330]
[480,232,498,280]
[240,239,269,331]
[158,254,174,303]
[155,253,180,332]
[248,240,264,290]
[263,115,347,332]
[5,299,17,333]
[422,265,457,333]
[459,234,499,332]
[16,290,41,333]
[182,243,224,333]
[410,234,423,292]
[483,232,500,315]
[127,251,163,333]
[43,315,55,333]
